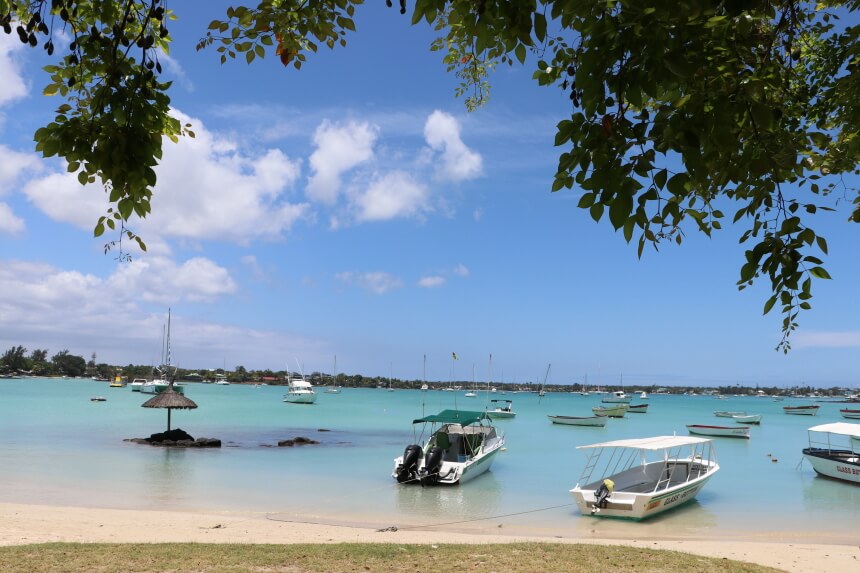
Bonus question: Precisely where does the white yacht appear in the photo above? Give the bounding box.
[802,422,860,484]
[283,371,316,404]
[129,378,146,392]
[602,390,632,404]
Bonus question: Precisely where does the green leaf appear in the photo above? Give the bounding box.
[515,43,526,65]
[809,267,832,279]
[763,295,777,315]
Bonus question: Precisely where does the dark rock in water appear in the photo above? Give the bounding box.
[317,428,330,432]
[278,436,320,447]
[125,430,221,448]
[149,428,194,443]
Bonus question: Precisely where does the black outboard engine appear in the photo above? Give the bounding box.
[592,478,614,514]
[420,446,445,485]
[395,444,422,483]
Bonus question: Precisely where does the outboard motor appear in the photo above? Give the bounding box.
[592,478,615,514]
[420,446,445,485]
[395,444,422,483]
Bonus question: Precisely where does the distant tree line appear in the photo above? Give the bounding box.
[1,346,855,395]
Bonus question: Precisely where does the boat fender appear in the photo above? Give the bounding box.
[396,444,422,483]
[592,479,615,513]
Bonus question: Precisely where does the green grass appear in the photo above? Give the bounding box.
[0,542,784,573]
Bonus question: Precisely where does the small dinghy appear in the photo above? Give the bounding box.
[687,424,749,439]
[548,415,607,427]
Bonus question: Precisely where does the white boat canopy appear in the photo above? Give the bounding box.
[807,422,860,437]
[576,435,713,450]
[290,380,313,388]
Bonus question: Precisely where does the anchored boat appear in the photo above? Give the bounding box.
[570,436,720,520]
[802,422,860,485]
[687,424,750,439]
[784,405,820,416]
[485,399,516,419]
[548,414,607,427]
[392,410,505,486]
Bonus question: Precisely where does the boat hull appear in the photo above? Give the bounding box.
[283,392,316,404]
[803,449,860,484]
[784,406,819,415]
[548,415,607,427]
[732,414,761,424]
[687,425,749,439]
[627,404,648,414]
[140,383,185,395]
[392,441,503,486]
[486,410,516,419]
[592,405,628,418]
[839,409,860,420]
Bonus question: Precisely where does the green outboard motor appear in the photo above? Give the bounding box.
[395,444,422,483]
[420,446,445,485]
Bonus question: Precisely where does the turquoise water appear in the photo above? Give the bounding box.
[1,378,857,541]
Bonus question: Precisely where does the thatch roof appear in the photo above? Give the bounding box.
[141,386,198,410]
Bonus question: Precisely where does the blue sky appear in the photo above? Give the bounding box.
[0,2,858,388]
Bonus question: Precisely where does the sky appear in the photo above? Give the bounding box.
[0,2,858,388]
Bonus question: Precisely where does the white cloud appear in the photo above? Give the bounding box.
[306,120,378,204]
[23,110,309,243]
[106,256,237,304]
[0,259,322,369]
[0,35,28,107]
[418,276,445,288]
[0,145,42,193]
[793,331,860,349]
[453,264,470,277]
[353,171,430,222]
[473,208,483,222]
[157,50,194,92]
[336,271,403,294]
[423,110,482,182]
[0,203,25,234]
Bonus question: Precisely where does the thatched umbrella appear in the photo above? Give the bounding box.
[141,379,198,431]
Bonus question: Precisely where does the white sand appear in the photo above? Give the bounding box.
[0,503,857,572]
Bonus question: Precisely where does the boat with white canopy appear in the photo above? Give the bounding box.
[392,409,505,486]
[570,435,720,520]
[802,422,860,485]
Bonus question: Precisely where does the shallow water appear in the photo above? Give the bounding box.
[0,378,857,542]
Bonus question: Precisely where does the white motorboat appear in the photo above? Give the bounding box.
[570,435,720,520]
[714,411,746,418]
[840,409,860,420]
[129,378,146,392]
[687,424,749,439]
[639,391,648,399]
[602,390,632,404]
[485,399,516,419]
[392,410,505,486]
[627,403,649,414]
[592,404,628,418]
[784,405,820,416]
[324,386,342,394]
[548,415,607,427]
[283,370,316,404]
[802,422,860,484]
[732,414,761,424]
[214,374,229,385]
[420,383,429,392]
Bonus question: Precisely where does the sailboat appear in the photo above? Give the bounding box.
[141,309,184,395]
[538,364,550,397]
[420,354,429,391]
[465,365,477,397]
[324,355,341,393]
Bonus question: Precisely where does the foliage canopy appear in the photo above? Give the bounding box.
[1,0,858,349]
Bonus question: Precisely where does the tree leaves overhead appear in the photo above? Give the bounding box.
[3,0,859,349]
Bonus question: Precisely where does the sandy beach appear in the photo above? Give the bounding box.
[0,503,856,572]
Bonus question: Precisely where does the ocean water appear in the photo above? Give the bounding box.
[1,378,857,542]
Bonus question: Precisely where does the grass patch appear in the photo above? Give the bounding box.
[0,542,783,573]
